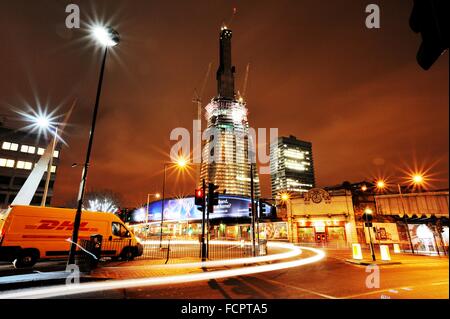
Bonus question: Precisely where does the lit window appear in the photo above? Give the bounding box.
[6,159,15,168]
[51,165,56,173]
[53,150,59,158]
[2,142,11,150]
[2,142,18,151]
[28,146,35,154]
[37,148,45,155]
[16,161,32,170]
[21,145,29,153]
[0,158,6,166]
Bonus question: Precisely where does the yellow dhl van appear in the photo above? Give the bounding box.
[0,205,143,268]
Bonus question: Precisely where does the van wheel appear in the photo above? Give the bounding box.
[120,248,135,261]
[13,250,38,268]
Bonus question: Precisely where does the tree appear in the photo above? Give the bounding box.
[83,189,122,213]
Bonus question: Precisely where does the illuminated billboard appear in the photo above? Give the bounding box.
[131,195,273,223]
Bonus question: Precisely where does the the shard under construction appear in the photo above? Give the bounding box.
[199,26,260,198]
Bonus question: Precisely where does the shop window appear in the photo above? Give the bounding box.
[327,227,346,241]
[298,227,315,243]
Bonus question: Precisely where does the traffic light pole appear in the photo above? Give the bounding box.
[201,179,207,262]
[250,163,256,257]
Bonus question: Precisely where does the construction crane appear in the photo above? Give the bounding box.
[192,62,212,182]
[192,62,212,125]
[238,63,250,104]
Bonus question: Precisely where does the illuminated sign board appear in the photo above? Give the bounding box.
[131,195,272,223]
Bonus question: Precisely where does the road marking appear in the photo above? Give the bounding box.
[341,281,449,299]
[431,281,448,286]
[389,289,398,293]
[249,276,338,299]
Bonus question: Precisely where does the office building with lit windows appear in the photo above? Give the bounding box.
[0,124,60,208]
[270,135,315,198]
[199,26,260,198]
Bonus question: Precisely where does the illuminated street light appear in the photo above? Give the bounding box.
[280,193,290,202]
[376,180,386,190]
[91,25,120,47]
[412,173,425,185]
[20,109,60,207]
[175,156,188,169]
[361,184,368,192]
[68,25,120,266]
[35,115,50,129]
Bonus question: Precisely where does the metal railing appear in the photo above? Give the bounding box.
[77,236,268,271]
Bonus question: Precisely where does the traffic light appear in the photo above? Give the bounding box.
[410,0,449,70]
[258,200,266,219]
[194,188,205,211]
[207,183,219,213]
[248,203,252,217]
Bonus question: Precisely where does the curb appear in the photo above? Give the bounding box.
[345,259,402,266]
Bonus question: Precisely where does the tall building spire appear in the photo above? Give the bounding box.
[216,26,235,100]
[200,27,260,198]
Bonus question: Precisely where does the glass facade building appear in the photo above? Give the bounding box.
[0,125,60,208]
[270,135,315,198]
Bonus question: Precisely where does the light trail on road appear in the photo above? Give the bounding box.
[142,241,304,269]
[0,244,325,299]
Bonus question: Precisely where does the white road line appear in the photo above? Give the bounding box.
[250,276,337,299]
[341,281,449,299]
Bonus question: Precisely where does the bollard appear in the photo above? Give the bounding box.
[352,243,363,260]
[380,245,391,261]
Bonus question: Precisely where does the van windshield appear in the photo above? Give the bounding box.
[112,222,131,238]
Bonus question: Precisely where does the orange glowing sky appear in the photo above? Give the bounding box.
[0,0,448,207]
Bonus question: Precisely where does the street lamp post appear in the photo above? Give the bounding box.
[158,158,188,247]
[250,163,256,257]
[159,163,168,247]
[67,26,120,266]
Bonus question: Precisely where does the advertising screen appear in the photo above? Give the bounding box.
[131,195,272,223]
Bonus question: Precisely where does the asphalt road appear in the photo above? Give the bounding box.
[58,249,449,299]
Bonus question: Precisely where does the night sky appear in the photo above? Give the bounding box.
[0,0,448,207]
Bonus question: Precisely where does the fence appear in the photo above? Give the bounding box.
[77,236,268,271]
